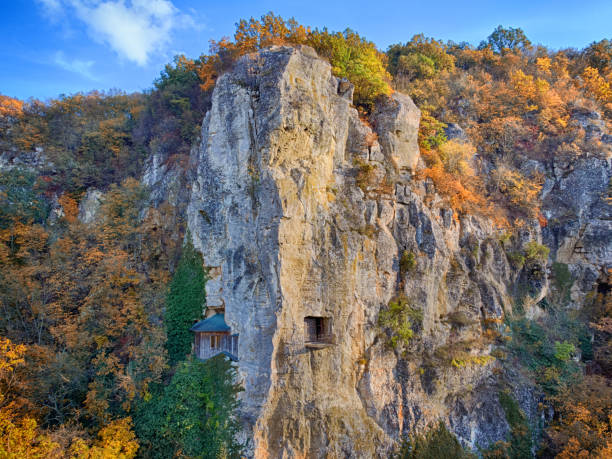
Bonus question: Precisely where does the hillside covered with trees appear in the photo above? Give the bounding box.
[0,13,610,458]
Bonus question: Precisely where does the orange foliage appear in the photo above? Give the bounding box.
[545,376,612,458]
[196,15,311,91]
[0,95,23,118]
[58,194,79,224]
[419,158,487,217]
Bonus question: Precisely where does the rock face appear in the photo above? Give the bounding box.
[541,153,611,308]
[187,46,610,457]
[78,189,103,224]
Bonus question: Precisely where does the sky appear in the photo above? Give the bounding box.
[1,0,610,100]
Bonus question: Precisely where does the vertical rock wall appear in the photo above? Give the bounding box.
[186,46,610,457]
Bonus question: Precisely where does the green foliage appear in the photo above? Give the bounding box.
[395,421,476,459]
[506,242,549,270]
[523,241,549,264]
[418,112,447,150]
[491,391,533,459]
[379,296,423,350]
[582,39,612,74]
[479,26,532,55]
[198,13,391,109]
[308,28,392,108]
[147,55,211,151]
[387,34,455,81]
[506,251,525,269]
[553,341,575,361]
[135,356,244,459]
[506,314,584,395]
[0,169,49,228]
[165,239,206,365]
[400,250,417,274]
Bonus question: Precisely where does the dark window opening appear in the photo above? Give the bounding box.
[304,316,333,347]
[210,335,221,349]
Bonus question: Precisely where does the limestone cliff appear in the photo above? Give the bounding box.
[186,46,610,457]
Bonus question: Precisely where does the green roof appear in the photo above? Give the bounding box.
[190,313,231,333]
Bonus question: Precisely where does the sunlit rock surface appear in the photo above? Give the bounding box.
[186,45,610,457]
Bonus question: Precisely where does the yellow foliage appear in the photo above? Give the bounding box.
[490,165,542,217]
[510,69,551,112]
[0,409,61,459]
[437,140,476,176]
[536,57,551,75]
[0,338,26,380]
[420,161,486,216]
[451,354,495,368]
[582,66,612,113]
[70,418,138,459]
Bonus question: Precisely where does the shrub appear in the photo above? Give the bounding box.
[437,140,476,176]
[490,166,543,218]
[506,251,525,269]
[445,311,475,328]
[379,295,423,350]
[394,421,476,459]
[552,262,573,303]
[523,241,550,264]
[354,159,376,192]
[0,168,49,228]
[505,316,583,395]
[400,250,417,274]
[554,341,575,361]
[387,35,455,81]
[542,375,612,457]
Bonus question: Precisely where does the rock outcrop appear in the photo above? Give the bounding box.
[186,46,610,457]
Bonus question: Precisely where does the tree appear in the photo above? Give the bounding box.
[308,28,392,107]
[387,35,455,81]
[480,26,532,55]
[164,239,206,365]
[134,356,244,459]
[69,417,139,459]
[195,13,391,108]
[582,39,612,74]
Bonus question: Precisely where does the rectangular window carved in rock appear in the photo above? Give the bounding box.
[304,316,333,348]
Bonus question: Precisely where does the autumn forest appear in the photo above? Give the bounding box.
[1,13,611,459]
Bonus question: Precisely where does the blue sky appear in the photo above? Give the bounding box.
[1,1,610,100]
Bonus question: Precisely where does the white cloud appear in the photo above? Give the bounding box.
[37,0,64,20]
[68,0,193,66]
[54,51,98,81]
[38,0,63,12]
